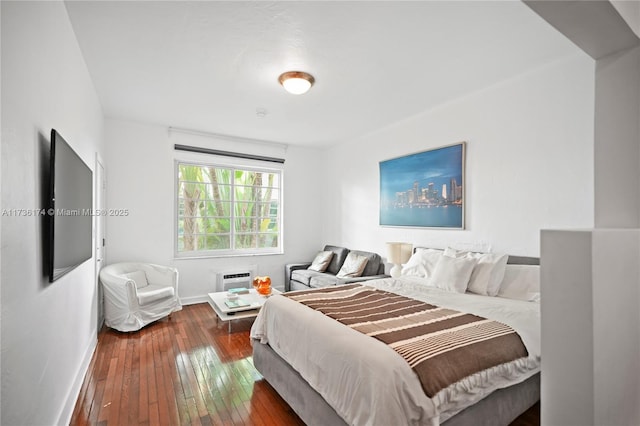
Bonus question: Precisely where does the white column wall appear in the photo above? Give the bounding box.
[592,229,640,425]
[533,1,640,424]
[541,229,640,426]
[540,230,595,426]
[594,46,640,228]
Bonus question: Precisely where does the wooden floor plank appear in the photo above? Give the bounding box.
[130,337,142,424]
[138,332,149,424]
[71,303,538,426]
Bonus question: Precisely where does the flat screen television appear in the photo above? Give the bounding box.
[49,129,93,282]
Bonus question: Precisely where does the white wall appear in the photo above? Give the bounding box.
[1,2,104,425]
[541,229,640,426]
[535,7,640,423]
[104,119,324,300]
[323,53,595,259]
[612,0,640,38]
[540,230,595,425]
[595,45,640,228]
[591,229,640,425]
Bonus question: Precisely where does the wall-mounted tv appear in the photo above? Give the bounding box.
[48,129,93,282]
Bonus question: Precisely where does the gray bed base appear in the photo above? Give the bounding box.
[253,341,540,426]
[255,251,541,425]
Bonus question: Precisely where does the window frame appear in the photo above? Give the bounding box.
[174,158,284,258]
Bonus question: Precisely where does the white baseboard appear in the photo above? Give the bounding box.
[180,295,209,305]
[57,332,98,426]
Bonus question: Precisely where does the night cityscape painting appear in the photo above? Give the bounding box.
[380,142,465,228]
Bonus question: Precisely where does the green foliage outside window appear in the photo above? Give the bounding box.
[177,163,280,254]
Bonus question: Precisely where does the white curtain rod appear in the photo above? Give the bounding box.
[174,144,285,164]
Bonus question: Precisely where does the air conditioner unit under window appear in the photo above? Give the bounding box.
[215,265,257,292]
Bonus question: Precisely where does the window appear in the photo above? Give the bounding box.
[176,161,282,257]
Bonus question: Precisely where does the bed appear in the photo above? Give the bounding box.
[250,248,540,426]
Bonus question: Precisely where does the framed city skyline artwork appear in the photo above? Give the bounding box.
[379,142,465,229]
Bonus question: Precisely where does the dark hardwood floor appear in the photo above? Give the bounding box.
[71,303,539,426]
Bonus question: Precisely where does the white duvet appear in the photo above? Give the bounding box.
[250,277,540,426]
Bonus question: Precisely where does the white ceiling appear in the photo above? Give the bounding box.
[65,1,580,148]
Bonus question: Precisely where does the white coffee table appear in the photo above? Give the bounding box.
[207,288,281,332]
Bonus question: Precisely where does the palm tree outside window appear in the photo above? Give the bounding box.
[176,162,282,257]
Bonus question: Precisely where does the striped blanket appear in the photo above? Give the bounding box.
[286,284,529,397]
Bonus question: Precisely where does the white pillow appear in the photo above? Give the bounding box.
[429,255,478,293]
[124,270,149,289]
[337,252,369,278]
[401,251,427,277]
[497,264,540,301]
[466,252,509,296]
[443,247,462,258]
[401,248,443,278]
[441,248,508,296]
[308,250,334,272]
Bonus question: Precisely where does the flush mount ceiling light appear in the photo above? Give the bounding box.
[278,71,315,95]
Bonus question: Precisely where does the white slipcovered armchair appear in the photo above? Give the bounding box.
[100,262,182,332]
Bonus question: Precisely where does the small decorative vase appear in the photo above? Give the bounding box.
[253,276,272,296]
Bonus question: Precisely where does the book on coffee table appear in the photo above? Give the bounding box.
[224,298,250,309]
[227,287,250,295]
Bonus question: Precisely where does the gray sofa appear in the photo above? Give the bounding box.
[285,245,389,292]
